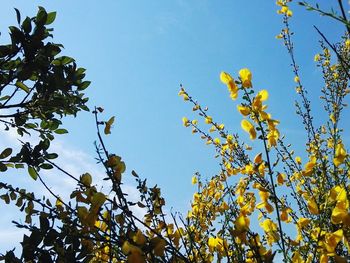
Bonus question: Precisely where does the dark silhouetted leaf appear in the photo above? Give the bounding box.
[39,163,53,170]
[14,8,21,24]
[0,148,12,159]
[22,17,32,33]
[0,162,7,172]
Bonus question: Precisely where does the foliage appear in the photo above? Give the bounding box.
[0,1,350,263]
[0,6,89,174]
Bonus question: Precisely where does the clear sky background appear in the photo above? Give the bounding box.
[0,0,348,254]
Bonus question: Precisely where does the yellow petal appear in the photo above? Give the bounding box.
[235,214,250,232]
[258,89,269,101]
[191,175,198,185]
[239,68,252,88]
[254,153,263,164]
[307,198,319,215]
[277,173,285,186]
[205,116,213,124]
[237,105,251,116]
[220,71,233,84]
[295,156,302,165]
[182,117,190,127]
[104,116,115,135]
[241,119,256,140]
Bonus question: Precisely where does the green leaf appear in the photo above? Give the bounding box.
[48,119,61,130]
[61,56,74,65]
[28,166,38,180]
[15,164,24,169]
[36,7,48,25]
[54,128,68,134]
[0,148,12,159]
[78,81,91,90]
[51,59,61,66]
[24,123,37,129]
[0,95,11,101]
[15,81,30,93]
[45,12,56,25]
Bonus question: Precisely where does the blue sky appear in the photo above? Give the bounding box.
[0,0,348,253]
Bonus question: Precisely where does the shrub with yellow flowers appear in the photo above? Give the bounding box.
[178,1,349,262]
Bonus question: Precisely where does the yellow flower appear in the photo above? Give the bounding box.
[241,119,257,140]
[226,134,234,143]
[281,6,288,13]
[329,186,347,202]
[191,175,198,185]
[133,229,146,246]
[151,237,166,257]
[260,219,279,246]
[178,88,185,96]
[345,39,350,49]
[307,198,319,215]
[314,54,321,61]
[330,186,349,224]
[239,68,252,88]
[297,218,311,229]
[330,113,336,124]
[220,71,233,85]
[294,76,300,83]
[331,204,349,225]
[220,71,239,100]
[235,214,250,232]
[277,173,285,186]
[333,143,347,166]
[237,105,250,116]
[208,236,224,252]
[267,129,279,148]
[303,155,316,176]
[122,241,143,259]
[213,138,221,145]
[257,89,269,101]
[323,229,343,253]
[205,116,213,124]
[281,207,292,222]
[254,153,263,164]
[182,117,190,127]
[291,251,304,263]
